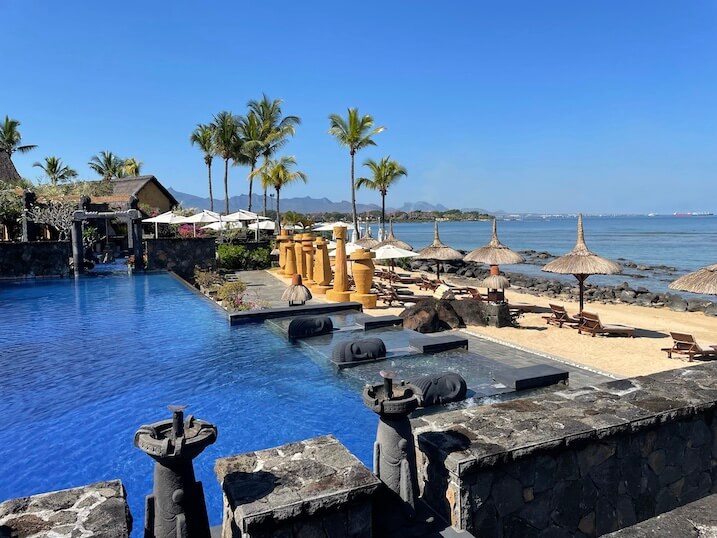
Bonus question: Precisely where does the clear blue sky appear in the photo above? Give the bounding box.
[4,1,717,214]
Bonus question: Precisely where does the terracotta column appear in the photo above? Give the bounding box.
[312,237,332,295]
[302,234,316,286]
[294,234,306,278]
[326,226,352,302]
[284,239,297,276]
[349,249,377,308]
[276,229,291,274]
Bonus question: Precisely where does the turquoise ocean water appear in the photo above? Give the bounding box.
[386,216,717,296]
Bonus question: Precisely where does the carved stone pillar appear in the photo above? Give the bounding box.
[284,240,297,276]
[302,234,315,286]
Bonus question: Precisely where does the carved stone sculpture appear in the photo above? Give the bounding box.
[134,406,217,538]
[312,236,332,295]
[287,316,334,341]
[349,249,377,308]
[408,373,467,406]
[362,371,420,516]
[284,240,297,276]
[332,338,386,364]
[326,226,352,302]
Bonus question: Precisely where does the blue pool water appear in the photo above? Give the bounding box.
[0,273,376,530]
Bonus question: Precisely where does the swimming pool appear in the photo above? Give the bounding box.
[0,273,377,530]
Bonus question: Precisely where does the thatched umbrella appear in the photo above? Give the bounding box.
[465,218,524,300]
[354,224,380,249]
[669,264,717,295]
[542,214,621,313]
[282,274,313,306]
[415,220,463,280]
[377,220,412,251]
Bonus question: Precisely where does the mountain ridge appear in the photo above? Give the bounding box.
[168,188,450,214]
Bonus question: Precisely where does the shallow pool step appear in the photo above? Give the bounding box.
[493,364,569,391]
[357,315,403,331]
[230,301,363,325]
[408,334,469,354]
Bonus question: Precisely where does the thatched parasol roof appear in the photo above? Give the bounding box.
[415,221,464,261]
[482,274,510,289]
[464,218,524,265]
[282,283,313,303]
[377,220,412,250]
[354,225,380,249]
[0,151,22,184]
[669,263,717,295]
[542,214,621,276]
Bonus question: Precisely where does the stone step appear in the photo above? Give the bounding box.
[493,364,569,391]
[409,334,469,354]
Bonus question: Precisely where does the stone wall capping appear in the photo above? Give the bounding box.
[215,435,380,537]
[415,362,717,479]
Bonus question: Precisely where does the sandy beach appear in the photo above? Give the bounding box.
[268,268,717,379]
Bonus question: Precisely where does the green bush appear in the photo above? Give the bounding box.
[218,244,271,270]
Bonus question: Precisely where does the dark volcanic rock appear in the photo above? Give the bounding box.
[451,299,487,326]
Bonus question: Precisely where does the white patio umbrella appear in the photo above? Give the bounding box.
[313,221,356,232]
[226,209,271,221]
[142,211,183,237]
[201,221,243,231]
[248,220,276,230]
[328,242,364,257]
[372,245,419,290]
[175,211,221,237]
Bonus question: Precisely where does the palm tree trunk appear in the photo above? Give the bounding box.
[207,161,214,212]
[350,150,358,235]
[224,158,229,215]
[381,192,386,238]
[276,187,281,232]
[248,162,255,212]
[262,155,269,216]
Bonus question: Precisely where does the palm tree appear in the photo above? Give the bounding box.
[0,116,37,158]
[236,111,263,212]
[190,123,216,211]
[212,111,239,214]
[32,156,78,186]
[328,108,385,234]
[356,156,407,235]
[251,156,307,231]
[88,151,124,180]
[248,95,301,215]
[122,157,143,177]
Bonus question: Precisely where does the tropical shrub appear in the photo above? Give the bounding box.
[193,267,223,290]
[217,244,270,270]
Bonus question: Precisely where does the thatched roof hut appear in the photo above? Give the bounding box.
[670,264,717,295]
[464,218,524,265]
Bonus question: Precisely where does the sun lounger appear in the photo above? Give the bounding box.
[418,275,442,291]
[508,302,538,313]
[661,332,717,361]
[542,303,580,328]
[577,311,635,337]
[378,288,432,307]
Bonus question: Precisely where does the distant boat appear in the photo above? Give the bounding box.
[673,212,713,217]
[647,213,656,217]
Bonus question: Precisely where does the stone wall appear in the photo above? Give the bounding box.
[0,480,131,537]
[413,364,717,537]
[145,237,216,278]
[215,435,380,538]
[0,241,71,278]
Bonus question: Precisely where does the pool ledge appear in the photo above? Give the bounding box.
[229,301,364,325]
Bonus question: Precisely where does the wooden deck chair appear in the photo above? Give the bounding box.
[578,311,635,337]
[662,332,717,361]
[542,304,580,328]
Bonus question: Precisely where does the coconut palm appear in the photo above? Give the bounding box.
[356,156,407,235]
[0,116,37,157]
[251,156,307,231]
[88,151,124,180]
[236,111,263,212]
[211,111,239,214]
[248,95,301,215]
[190,123,216,211]
[328,108,385,234]
[32,156,78,186]
[122,157,143,177]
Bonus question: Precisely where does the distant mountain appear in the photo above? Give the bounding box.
[399,201,449,212]
[168,188,449,214]
[461,207,503,214]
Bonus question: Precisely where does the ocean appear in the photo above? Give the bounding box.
[383,216,717,297]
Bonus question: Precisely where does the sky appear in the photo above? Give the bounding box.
[3,1,717,214]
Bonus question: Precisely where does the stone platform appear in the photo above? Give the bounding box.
[0,480,131,537]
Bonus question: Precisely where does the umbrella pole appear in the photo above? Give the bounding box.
[436,262,441,282]
[576,274,586,313]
